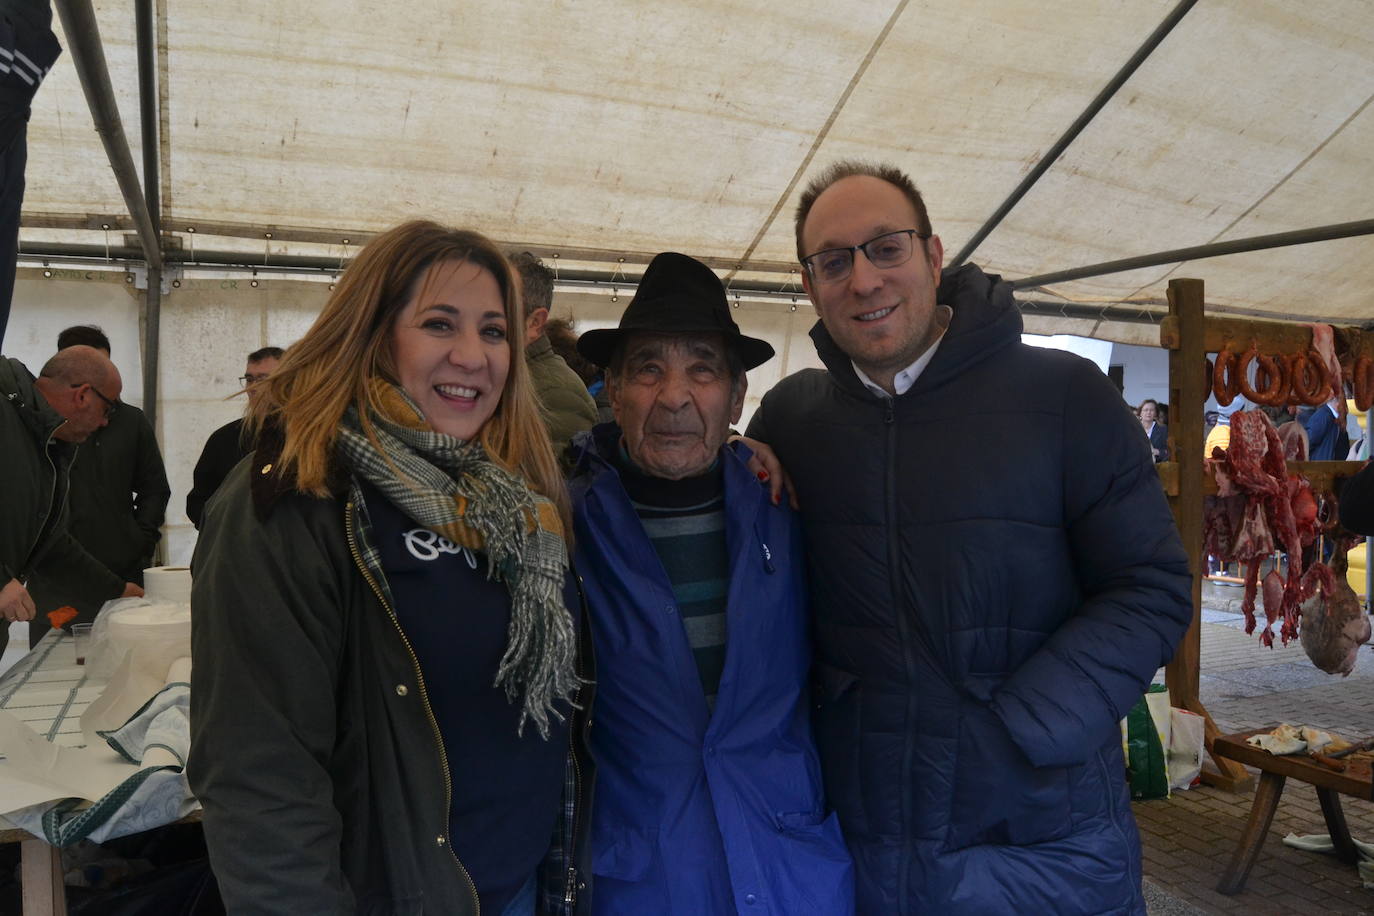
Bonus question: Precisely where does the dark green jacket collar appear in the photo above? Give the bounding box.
[0,356,66,449]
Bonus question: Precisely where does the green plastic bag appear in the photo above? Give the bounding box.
[1126,685,1170,800]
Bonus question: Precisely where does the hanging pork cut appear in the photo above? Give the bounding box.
[1299,544,1370,676]
[1203,410,1325,647]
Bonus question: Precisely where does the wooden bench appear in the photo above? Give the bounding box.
[1213,728,1371,895]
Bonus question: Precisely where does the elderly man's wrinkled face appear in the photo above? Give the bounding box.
[610,333,745,480]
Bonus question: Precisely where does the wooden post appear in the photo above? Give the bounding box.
[19,838,65,915]
[1161,278,1251,791]
[1164,279,1205,712]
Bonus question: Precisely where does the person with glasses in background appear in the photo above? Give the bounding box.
[1,345,144,658]
[186,345,284,528]
[26,325,170,645]
[742,161,1191,914]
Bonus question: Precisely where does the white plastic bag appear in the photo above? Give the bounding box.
[87,597,151,679]
[87,599,191,681]
[1167,707,1205,791]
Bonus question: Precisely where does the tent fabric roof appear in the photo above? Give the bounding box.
[20,0,1374,336]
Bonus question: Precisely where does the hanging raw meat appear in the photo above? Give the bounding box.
[1307,324,1346,423]
[1299,543,1370,676]
[1276,421,1309,462]
[1203,410,1325,647]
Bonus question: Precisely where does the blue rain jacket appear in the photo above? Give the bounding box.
[570,427,854,915]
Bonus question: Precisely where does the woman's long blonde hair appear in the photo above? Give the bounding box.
[249,220,570,529]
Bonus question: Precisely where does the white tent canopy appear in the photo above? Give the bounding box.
[12,0,1374,564]
[22,0,1374,333]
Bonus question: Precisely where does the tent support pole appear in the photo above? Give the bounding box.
[948,0,1198,267]
[53,0,162,271]
[136,0,162,433]
[1012,219,1374,291]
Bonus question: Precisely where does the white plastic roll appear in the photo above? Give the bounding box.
[142,566,192,606]
[105,602,193,683]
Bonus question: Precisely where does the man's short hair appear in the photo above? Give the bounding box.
[794,160,933,260]
[57,325,111,353]
[508,251,554,318]
[247,346,284,364]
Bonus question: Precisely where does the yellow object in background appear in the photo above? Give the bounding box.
[1347,401,1368,433]
[1204,422,1230,457]
[1350,542,1367,600]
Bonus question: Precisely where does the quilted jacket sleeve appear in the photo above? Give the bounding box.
[990,362,1192,768]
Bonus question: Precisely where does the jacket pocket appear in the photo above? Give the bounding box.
[765,809,856,915]
[591,825,657,883]
[813,664,864,835]
[945,697,1074,851]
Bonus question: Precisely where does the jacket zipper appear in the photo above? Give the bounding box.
[20,434,68,578]
[345,500,481,914]
[565,699,583,909]
[564,573,589,910]
[883,399,919,915]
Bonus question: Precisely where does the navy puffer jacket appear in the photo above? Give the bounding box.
[746,265,1192,915]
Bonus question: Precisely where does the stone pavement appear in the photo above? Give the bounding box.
[1137,580,1374,915]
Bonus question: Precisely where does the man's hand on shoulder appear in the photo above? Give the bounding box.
[120,582,145,599]
[730,435,799,510]
[1,579,36,622]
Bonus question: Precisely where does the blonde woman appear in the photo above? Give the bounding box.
[188,222,593,915]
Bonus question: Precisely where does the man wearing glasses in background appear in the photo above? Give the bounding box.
[186,346,283,529]
[26,325,170,645]
[1,345,144,656]
[744,161,1192,914]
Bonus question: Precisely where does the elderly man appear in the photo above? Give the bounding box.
[27,325,170,643]
[1,346,143,655]
[570,252,852,915]
[186,345,282,528]
[745,162,1192,914]
[510,251,597,456]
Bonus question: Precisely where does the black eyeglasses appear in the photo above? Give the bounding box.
[73,382,119,418]
[801,229,929,283]
[238,374,271,386]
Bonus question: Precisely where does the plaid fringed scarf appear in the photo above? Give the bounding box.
[336,382,578,738]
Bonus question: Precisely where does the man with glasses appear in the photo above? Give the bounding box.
[1,345,144,656]
[744,161,1191,914]
[26,326,170,644]
[187,346,283,528]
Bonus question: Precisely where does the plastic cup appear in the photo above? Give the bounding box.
[72,622,93,666]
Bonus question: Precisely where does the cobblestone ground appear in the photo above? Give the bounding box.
[1138,581,1374,915]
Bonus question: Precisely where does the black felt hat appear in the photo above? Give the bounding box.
[577,252,775,370]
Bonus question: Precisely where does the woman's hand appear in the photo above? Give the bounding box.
[731,436,799,510]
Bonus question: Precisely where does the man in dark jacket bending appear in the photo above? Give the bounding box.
[745,161,1192,915]
[1,346,144,655]
[27,325,170,643]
